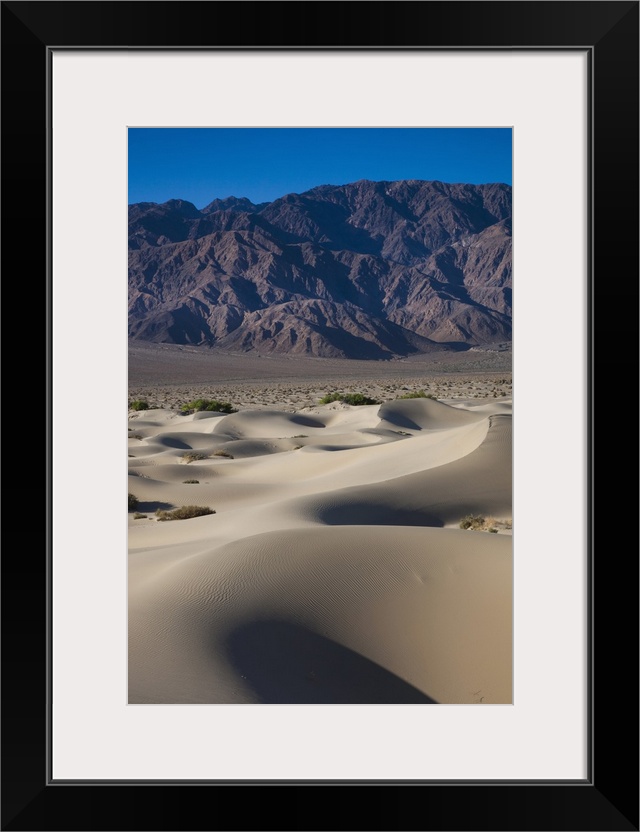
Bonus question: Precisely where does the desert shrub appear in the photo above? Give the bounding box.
[128,493,139,512]
[129,400,149,411]
[182,452,209,463]
[182,479,200,484]
[180,399,236,414]
[129,434,143,440]
[212,449,234,459]
[155,505,215,521]
[459,514,485,530]
[318,392,342,404]
[319,392,378,406]
[397,390,436,400]
[292,435,308,438]
[133,512,146,520]
[460,515,511,533]
[397,390,426,399]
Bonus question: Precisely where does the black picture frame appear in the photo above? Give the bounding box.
[2,2,638,830]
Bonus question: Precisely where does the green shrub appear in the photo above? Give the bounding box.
[182,479,200,484]
[319,392,378,406]
[128,493,139,512]
[397,390,437,400]
[182,452,209,463]
[319,392,342,404]
[130,400,149,411]
[155,505,215,521]
[180,399,236,414]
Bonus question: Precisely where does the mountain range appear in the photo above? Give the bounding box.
[128,179,512,359]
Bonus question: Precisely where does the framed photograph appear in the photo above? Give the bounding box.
[3,2,638,830]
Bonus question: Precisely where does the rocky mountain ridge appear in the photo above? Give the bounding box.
[129,179,512,358]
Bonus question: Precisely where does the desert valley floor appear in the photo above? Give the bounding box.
[128,345,512,704]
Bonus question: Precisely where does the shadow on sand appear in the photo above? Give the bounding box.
[226,620,437,704]
[137,500,174,512]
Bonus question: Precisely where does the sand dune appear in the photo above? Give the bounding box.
[129,396,512,704]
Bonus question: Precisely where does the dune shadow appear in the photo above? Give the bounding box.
[289,415,326,429]
[225,620,437,704]
[318,501,442,528]
[150,435,192,449]
[376,409,423,431]
[138,500,174,512]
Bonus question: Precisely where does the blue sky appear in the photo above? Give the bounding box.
[128,128,512,207]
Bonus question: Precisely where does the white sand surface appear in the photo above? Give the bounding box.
[129,396,512,704]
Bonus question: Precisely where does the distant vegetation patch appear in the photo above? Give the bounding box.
[128,493,139,512]
[182,452,209,463]
[129,400,149,411]
[182,479,200,484]
[396,390,438,400]
[319,392,378,406]
[212,449,234,459]
[155,505,215,521]
[180,399,236,414]
[133,512,146,520]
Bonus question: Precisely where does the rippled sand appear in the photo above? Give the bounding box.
[129,395,512,704]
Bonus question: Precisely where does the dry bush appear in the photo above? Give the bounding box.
[155,505,215,522]
[182,452,209,463]
[460,514,512,533]
[459,514,486,530]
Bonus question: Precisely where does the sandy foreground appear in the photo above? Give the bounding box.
[129,367,512,704]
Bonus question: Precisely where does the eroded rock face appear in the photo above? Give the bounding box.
[129,179,512,358]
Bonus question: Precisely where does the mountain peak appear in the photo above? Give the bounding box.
[201,196,269,214]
